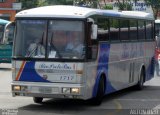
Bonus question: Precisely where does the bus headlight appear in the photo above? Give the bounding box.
[62,87,80,94]
[13,85,21,91]
[62,88,70,94]
[71,88,80,94]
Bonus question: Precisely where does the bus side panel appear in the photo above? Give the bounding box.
[108,43,136,92]
[108,42,155,91]
[90,41,155,99]
[108,43,129,91]
[91,43,116,98]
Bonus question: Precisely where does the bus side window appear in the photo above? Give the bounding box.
[87,18,98,60]
[120,19,129,41]
[130,20,138,40]
[146,21,153,40]
[96,16,109,41]
[110,18,120,41]
[138,21,145,40]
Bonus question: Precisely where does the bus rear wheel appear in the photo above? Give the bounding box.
[33,97,43,103]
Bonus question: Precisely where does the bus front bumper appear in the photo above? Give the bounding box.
[11,81,85,99]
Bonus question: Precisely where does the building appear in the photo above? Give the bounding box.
[0,0,21,21]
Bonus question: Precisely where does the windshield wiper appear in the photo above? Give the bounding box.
[26,44,38,57]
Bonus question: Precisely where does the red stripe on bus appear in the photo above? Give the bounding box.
[15,61,26,81]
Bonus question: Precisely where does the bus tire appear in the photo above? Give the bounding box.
[33,97,43,103]
[91,77,105,105]
[135,69,144,90]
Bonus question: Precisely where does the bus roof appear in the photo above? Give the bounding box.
[0,19,10,25]
[16,5,154,20]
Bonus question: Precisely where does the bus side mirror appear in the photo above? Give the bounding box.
[4,21,15,45]
[91,24,97,40]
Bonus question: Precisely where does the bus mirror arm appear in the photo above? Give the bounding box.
[91,24,97,40]
[87,47,92,59]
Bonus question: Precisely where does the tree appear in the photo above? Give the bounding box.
[20,0,73,10]
[19,0,40,10]
[145,0,160,19]
[73,0,99,8]
[43,0,73,5]
[103,4,113,10]
[115,0,132,10]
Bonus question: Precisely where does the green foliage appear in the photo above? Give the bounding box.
[103,4,113,10]
[145,0,160,8]
[144,0,160,19]
[20,0,73,10]
[118,2,132,11]
[40,0,73,6]
[20,0,39,9]
[45,0,71,5]
[73,0,98,8]
[110,19,119,28]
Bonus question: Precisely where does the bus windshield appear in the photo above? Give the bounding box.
[14,20,85,59]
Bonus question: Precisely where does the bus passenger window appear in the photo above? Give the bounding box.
[146,21,153,40]
[110,18,120,41]
[130,20,138,40]
[120,19,129,41]
[138,21,145,40]
[96,17,109,41]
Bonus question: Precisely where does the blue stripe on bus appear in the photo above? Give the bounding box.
[96,10,120,17]
[146,57,155,81]
[19,61,50,82]
[92,43,116,98]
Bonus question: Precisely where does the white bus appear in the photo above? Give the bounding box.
[11,5,155,105]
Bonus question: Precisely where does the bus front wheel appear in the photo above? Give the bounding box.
[91,77,105,105]
[135,69,145,90]
[33,97,43,103]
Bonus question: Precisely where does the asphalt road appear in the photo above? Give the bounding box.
[0,64,160,115]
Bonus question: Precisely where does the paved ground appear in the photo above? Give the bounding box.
[0,64,160,115]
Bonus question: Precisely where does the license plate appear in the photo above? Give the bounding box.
[60,75,75,81]
[39,87,52,94]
